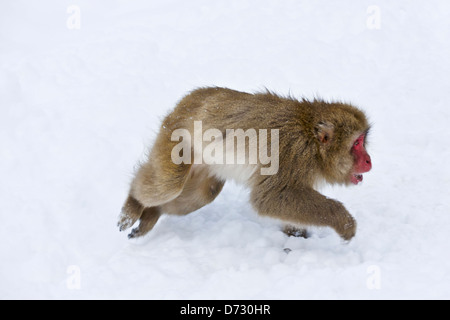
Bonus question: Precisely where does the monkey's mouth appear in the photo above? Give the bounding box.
[351,173,363,185]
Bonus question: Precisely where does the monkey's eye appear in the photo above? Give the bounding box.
[353,135,365,148]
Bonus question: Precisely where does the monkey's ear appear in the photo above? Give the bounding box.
[315,122,334,144]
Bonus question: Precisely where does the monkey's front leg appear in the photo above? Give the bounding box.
[251,185,356,241]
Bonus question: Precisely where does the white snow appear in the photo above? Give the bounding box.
[1,0,450,299]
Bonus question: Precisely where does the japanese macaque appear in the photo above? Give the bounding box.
[118,87,372,241]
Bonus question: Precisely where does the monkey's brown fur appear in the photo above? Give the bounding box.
[118,87,371,240]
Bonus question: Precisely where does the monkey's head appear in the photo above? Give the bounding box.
[313,102,372,186]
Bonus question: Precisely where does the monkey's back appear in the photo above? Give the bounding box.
[172,87,307,133]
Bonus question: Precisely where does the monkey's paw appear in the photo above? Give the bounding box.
[127,226,147,239]
[283,225,309,238]
[336,216,357,241]
[117,211,138,232]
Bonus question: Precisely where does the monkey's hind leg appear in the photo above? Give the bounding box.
[119,135,193,234]
[125,166,224,239]
[161,165,225,216]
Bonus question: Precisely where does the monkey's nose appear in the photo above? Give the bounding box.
[365,156,372,170]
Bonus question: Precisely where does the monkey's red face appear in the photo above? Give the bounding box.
[350,133,372,184]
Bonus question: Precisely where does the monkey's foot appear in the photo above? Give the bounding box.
[127,227,143,239]
[118,195,145,232]
[127,207,161,239]
[117,212,139,232]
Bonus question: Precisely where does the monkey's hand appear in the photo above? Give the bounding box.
[328,200,357,241]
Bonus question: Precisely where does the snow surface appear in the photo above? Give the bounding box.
[1,0,450,299]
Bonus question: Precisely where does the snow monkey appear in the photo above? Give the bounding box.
[118,87,372,241]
